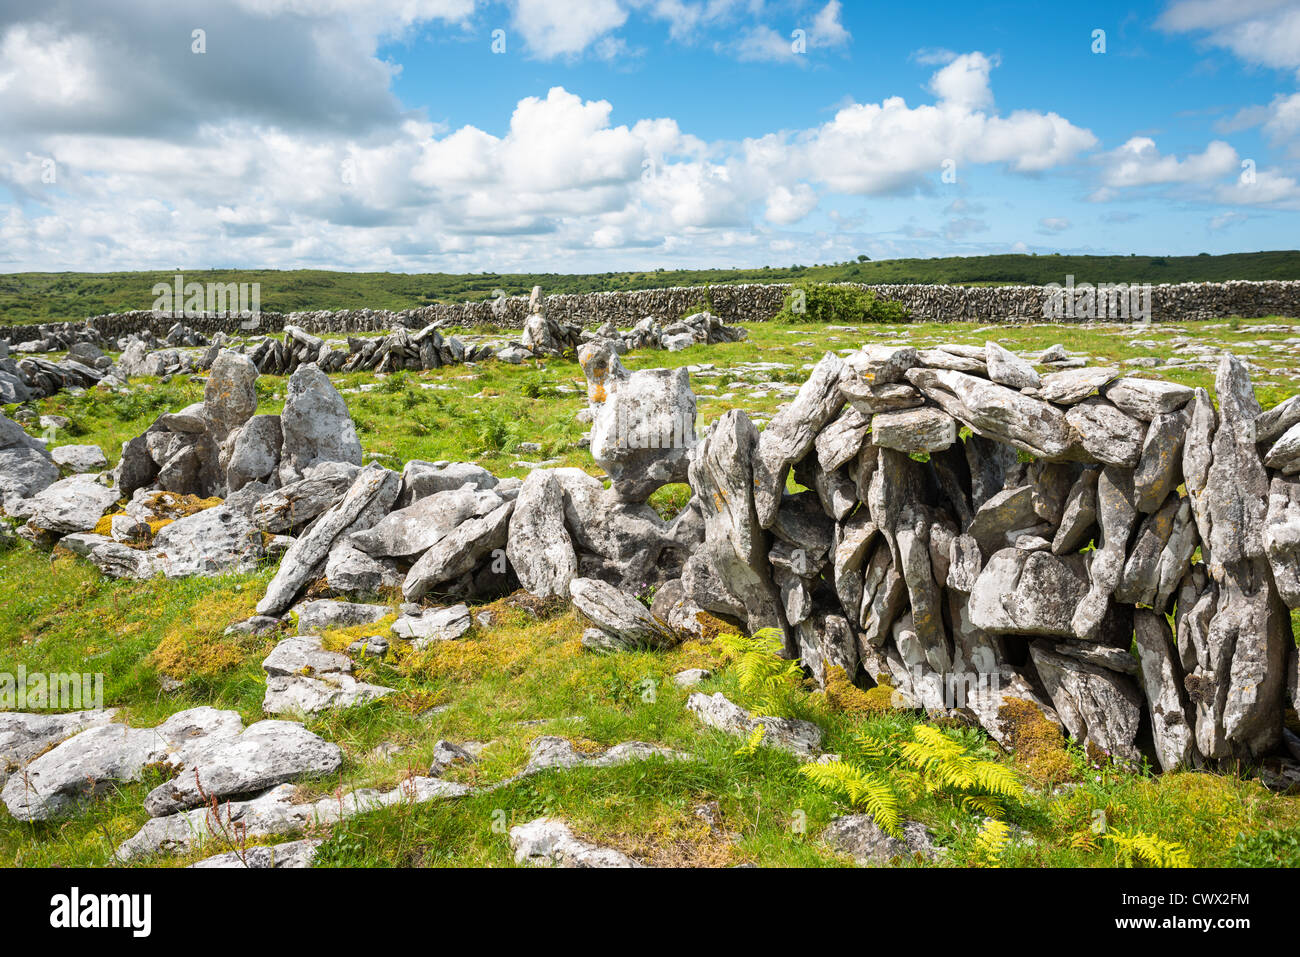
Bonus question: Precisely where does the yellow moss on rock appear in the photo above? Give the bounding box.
[823,665,897,716]
[997,697,1076,787]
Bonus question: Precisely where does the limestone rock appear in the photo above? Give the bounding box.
[25,475,118,537]
[588,366,696,502]
[1038,366,1119,405]
[1103,376,1194,420]
[143,720,343,816]
[968,548,1090,637]
[985,341,1040,390]
[278,363,363,485]
[753,352,846,527]
[391,603,472,647]
[0,710,118,789]
[351,485,502,558]
[1133,609,1198,772]
[871,407,956,454]
[506,470,578,599]
[402,499,514,602]
[51,444,108,473]
[907,368,1074,460]
[294,599,390,634]
[1,707,244,821]
[569,577,676,650]
[258,466,400,616]
[686,691,822,758]
[261,635,393,714]
[822,814,937,865]
[509,818,640,868]
[1065,400,1147,467]
[1029,643,1142,766]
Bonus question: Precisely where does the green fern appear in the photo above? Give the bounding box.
[975,818,1011,866]
[1105,828,1191,868]
[799,760,902,836]
[716,628,804,715]
[735,724,766,757]
[899,725,1024,814]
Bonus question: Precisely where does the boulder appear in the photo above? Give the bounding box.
[277,363,363,485]
[25,475,118,537]
[569,577,676,650]
[871,407,956,454]
[686,691,822,758]
[1,707,244,821]
[907,368,1074,460]
[588,366,696,502]
[753,353,846,526]
[257,466,400,616]
[984,341,1040,390]
[968,548,1090,637]
[203,351,258,443]
[1029,643,1142,766]
[50,445,108,473]
[0,709,118,789]
[225,414,282,492]
[351,485,502,558]
[402,499,514,602]
[506,470,578,599]
[397,461,497,507]
[143,720,342,816]
[1064,400,1147,467]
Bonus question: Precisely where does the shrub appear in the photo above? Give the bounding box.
[773,280,908,324]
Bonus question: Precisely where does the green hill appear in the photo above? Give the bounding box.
[2,250,1297,325]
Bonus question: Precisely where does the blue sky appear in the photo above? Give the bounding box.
[1,0,1298,273]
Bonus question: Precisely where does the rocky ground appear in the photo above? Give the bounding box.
[2,316,1300,868]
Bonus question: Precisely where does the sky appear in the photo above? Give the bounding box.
[0,0,1298,274]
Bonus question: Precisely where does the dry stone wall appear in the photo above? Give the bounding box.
[4,280,1298,346]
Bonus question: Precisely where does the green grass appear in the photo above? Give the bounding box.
[2,315,1300,867]
[2,250,1299,324]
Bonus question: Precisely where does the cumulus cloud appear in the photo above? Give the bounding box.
[1097,136,1239,187]
[0,5,1100,272]
[511,0,629,59]
[1158,0,1300,78]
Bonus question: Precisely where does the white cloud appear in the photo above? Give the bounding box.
[0,16,1107,273]
[794,53,1095,194]
[764,184,818,224]
[1158,0,1300,78]
[511,0,629,59]
[1098,136,1239,187]
[928,52,998,111]
[1038,217,1071,233]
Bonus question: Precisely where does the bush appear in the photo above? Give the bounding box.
[773,280,908,324]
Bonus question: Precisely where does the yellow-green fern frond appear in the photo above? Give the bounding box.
[975,818,1011,867]
[1105,828,1191,868]
[850,731,890,760]
[798,760,901,836]
[735,723,766,756]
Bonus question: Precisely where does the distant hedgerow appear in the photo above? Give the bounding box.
[773,280,908,324]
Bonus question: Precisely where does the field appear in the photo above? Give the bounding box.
[2,250,1299,325]
[3,316,1300,868]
